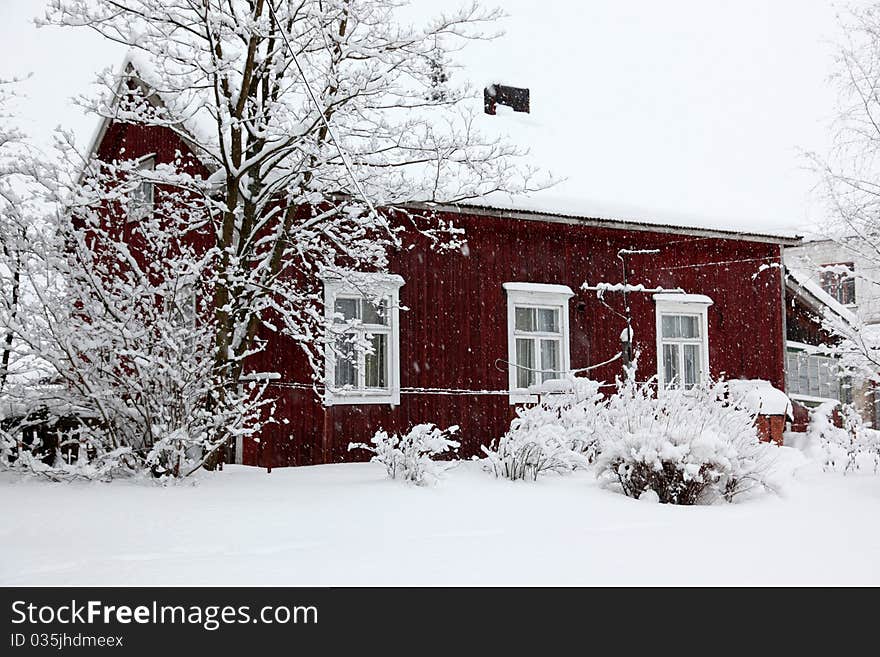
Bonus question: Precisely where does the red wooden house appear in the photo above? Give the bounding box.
[85,67,801,469]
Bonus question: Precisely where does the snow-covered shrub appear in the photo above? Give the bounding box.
[348,423,460,485]
[595,375,774,504]
[810,402,880,474]
[482,378,602,481]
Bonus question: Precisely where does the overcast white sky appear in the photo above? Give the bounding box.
[0,0,862,234]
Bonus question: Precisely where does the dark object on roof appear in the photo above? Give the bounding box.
[484,84,530,115]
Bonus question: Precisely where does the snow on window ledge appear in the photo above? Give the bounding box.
[652,292,714,306]
[503,282,574,297]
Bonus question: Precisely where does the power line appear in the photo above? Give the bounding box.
[654,254,777,272]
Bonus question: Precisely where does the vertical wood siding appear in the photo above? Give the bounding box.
[250,212,786,467]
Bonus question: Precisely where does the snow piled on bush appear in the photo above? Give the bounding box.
[482,371,778,504]
[807,402,880,474]
[595,376,776,504]
[481,378,602,481]
[349,423,460,485]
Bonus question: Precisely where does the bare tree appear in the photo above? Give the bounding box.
[34,0,545,470]
[809,4,880,379]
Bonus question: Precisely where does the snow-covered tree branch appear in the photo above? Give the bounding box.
[32,0,546,470]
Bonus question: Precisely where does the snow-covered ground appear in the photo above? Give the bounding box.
[2,447,879,586]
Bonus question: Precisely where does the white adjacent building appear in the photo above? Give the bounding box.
[785,238,878,424]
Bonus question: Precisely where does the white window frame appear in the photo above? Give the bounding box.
[323,272,404,406]
[654,294,712,390]
[503,282,573,404]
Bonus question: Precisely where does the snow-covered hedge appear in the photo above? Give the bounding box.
[481,378,602,481]
[348,423,460,485]
[483,371,775,503]
[595,377,774,504]
[809,402,880,474]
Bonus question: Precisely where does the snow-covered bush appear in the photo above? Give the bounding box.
[348,423,460,485]
[810,402,880,474]
[595,375,774,504]
[482,378,602,481]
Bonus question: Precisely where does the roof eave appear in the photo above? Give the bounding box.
[413,201,802,246]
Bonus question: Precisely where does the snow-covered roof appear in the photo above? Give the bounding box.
[89,25,807,244]
[453,195,801,243]
[727,379,793,419]
[82,51,218,172]
[785,267,858,326]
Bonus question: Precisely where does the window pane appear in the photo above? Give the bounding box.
[661,315,679,338]
[540,339,560,382]
[797,353,809,394]
[334,338,358,387]
[515,307,535,332]
[127,181,154,222]
[536,308,559,333]
[683,344,701,388]
[362,299,387,326]
[334,297,359,322]
[842,277,856,305]
[808,357,820,397]
[786,352,800,395]
[364,333,387,388]
[139,180,154,206]
[663,343,680,386]
[821,263,856,305]
[515,338,536,388]
[662,314,699,339]
[680,316,699,339]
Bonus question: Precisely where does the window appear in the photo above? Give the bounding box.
[127,157,155,222]
[504,282,573,403]
[785,345,850,403]
[820,262,855,306]
[654,294,712,389]
[323,272,404,405]
[170,284,197,329]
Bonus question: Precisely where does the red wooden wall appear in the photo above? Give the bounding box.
[249,212,787,467]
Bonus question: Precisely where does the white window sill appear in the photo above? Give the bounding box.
[325,389,400,406]
[508,389,540,405]
[788,393,840,406]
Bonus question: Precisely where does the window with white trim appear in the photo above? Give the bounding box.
[654,294,712,389]
[504,282,573,403]
[127,156,155,222]
[323,273,403,405]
